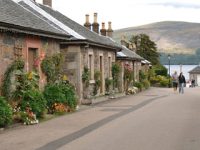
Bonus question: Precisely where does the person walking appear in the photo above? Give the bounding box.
[178,72,186,94]
[172,71,178,91]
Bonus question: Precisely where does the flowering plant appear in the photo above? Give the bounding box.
[52,103,68,114]
[20,107,39,125]
[124,63,133,81]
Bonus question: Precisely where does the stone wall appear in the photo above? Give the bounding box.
[81,46,115,99]
[141,64,149,74]
[61,44,116,102]
[0,32,60,87]
[61,45,82,101]
[117,60,134,92]
[117,59,142,92]
[134,61,142,82]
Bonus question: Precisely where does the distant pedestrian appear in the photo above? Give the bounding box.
[178,72,186,94]
[172,71,178,91]
[191,79,195,87]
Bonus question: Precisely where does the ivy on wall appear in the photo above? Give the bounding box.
[41,53,63,83]
[93,70,101,96]
[112,63,121,89]
[1,59,24,100]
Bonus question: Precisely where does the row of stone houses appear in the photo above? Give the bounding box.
[0,0,150,103]
[0,0,69,89]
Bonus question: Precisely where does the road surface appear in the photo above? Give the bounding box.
[0,87,200,150]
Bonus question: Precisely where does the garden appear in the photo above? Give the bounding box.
[149,64,171,87]
[113,62,150,95]
[0,54,77,128]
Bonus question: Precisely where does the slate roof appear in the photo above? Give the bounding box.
[0,0,69,39]
[188,66,200,74]
[117,46,144,60]
[18,0,121,50]
[141,60,151,64]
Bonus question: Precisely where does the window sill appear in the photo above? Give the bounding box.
[89,80,95,84]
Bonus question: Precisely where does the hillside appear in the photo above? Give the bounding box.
[113,21,200,64]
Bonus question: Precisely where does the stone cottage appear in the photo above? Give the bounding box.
[141,60,151,72]
[117,45,144,92]
[189,66,200,86]
[0,0,70,88]
[18,0,122,102]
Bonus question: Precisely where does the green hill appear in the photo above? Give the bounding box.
[113,21,200,64]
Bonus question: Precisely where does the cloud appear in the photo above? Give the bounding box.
[149,2,200,9]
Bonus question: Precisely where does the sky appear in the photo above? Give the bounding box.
[35,0,200,29]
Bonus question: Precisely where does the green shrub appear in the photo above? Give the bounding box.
[133,82,143,91]
[142,79,150,89]
[82,67,90,87]
[59,82,77,110]
[150,75,169,87]
[160,79,169,87]
[112,63,121,88]
[93,70,101,96]
[105,78,112,93]
[43,82,77,112]
[153,65,168,76]
[0,96,13,127]
[12,71,39,102]
[43,83,66,112]
[139,70,146,82]
[21,89,47,118]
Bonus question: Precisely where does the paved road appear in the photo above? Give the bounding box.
[0,87,200,150]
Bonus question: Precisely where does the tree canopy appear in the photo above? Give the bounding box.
[129,34,160,65]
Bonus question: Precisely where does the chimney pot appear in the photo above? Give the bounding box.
[92,13,99,34]
[108,21,112,30]
[84,14,91,30]
[107,21,113,38]
[86,14,89,23]
[100,22,106,36]
[102,22,105,29]
[93,13,98,23]
[43,0,52,7]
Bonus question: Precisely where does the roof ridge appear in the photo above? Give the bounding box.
[18,0,85,39]
[15,0,68,35]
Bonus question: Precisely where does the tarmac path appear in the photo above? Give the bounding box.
[0,87,200,150]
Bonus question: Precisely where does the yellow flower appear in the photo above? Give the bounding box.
[63,75,68,81]
[28,72,33,80]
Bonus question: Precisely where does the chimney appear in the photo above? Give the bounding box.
[121,35,126,46]
[43,0,52,7]
[100,22,106,36]
[107,21,113,38]
[92,13,99,34]
[128,43,133,50]
[84,14,91,30]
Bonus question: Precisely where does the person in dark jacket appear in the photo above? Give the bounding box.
[178,72,186,94]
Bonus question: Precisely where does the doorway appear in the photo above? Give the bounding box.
[28,48,37,71]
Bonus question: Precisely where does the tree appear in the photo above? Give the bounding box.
[129,34,160,65]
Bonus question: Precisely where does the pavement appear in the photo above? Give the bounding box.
[0,87,199,150]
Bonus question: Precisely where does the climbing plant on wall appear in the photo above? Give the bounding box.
[93,70,101,96]
[82,67,90,87]
[41,53,63,83]
[1,59,24,100]
[112,63,121,89]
